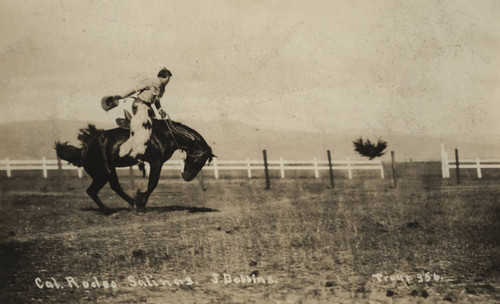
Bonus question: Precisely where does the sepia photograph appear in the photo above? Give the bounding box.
[0,1,499,303]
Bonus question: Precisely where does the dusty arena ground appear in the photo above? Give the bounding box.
[0,163,499,303]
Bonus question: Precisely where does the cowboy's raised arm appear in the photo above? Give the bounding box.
[119,79,149,99]
[119,88,137,99]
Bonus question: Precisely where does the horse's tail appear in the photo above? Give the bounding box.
[54,141,83,167]
[54,124,104,167]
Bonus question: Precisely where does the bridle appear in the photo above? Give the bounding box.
[181,148,213,167]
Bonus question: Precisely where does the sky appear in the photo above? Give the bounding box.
[0,0,499,141]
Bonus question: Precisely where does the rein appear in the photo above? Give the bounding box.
[149,103,182,151]
[161,116,181,151]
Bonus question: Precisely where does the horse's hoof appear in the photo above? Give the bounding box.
[135,204,146,212]
[134,190,143,201]
[134,190,148,211]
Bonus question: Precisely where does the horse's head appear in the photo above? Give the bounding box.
[181,148,215,181]
[158,120,215,181]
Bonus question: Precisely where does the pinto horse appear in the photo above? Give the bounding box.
[55,120,214,213]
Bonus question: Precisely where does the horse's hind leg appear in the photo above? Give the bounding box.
[108,168,135,207]
[135,164,161,212]
[86,175,110,214]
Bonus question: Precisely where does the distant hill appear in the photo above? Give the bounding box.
[0,119,499,162]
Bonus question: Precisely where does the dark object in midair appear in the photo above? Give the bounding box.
[353,137,387,160]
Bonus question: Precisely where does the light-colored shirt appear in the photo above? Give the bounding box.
[122,77,166,104]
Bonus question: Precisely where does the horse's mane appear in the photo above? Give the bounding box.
[77,124,103,146]
[155,120,211,149]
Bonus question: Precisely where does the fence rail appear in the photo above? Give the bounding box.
[0,157,384,179]
[441,144,500,179]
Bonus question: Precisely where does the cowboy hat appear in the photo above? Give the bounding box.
[101,95,121,111]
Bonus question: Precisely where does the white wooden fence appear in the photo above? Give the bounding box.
[0,157,84,178]
[441,144,500,178]
[0,157,385,179]
[206,158,384,179]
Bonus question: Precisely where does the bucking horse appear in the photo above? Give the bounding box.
[55,119,214,214]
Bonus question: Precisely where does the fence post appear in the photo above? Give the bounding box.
[57,157,63,179]
[441,144,446,178]
[263,150,270,190]
[313,157,319,178]
[476,157,482,179]
[213,158,219,179]
[391,151,397,188]
[78,167,83,178]
[347,157,352,179]
[444,151,450,178]
[198,169,206,191]
[129,166,135,190]
[246,158,252,178]
[6,158,11,178]
[42,157,48,178]
[379,160,385,179]
[280,157,285,178]
[327,150,334,189]
[455,148,460,185]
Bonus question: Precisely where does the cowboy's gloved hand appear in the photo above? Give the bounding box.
[159,109,167,119]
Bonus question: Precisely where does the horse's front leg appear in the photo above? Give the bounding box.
[135,164,161,212]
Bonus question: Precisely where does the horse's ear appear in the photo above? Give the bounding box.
[207,153,216,164]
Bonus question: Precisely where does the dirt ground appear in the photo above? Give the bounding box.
[0,163,499,303]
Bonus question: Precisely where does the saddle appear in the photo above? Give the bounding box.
[117,109,197,141]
